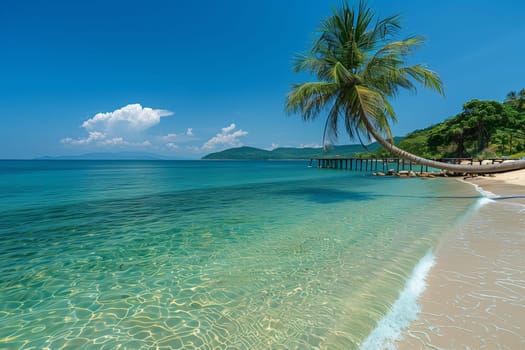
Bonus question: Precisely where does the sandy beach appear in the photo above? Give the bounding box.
[397,169,525,349]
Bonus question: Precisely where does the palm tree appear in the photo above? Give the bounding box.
[506,90,525,111]
[286,1,525,173]
[518,89,525,111]
[506,91,517,105]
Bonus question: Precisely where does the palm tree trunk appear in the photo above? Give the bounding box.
[365,123,525,174]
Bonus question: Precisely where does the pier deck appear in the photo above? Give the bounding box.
[310,157,513,173]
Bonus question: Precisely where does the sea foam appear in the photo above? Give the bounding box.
[466,181,497,199]
[461,180,498,208]
[360,250,435,350]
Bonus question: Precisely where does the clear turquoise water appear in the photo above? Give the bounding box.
[0,160,480,349]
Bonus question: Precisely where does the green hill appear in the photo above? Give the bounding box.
[202,146,273,160]
[202,138,403,160]
[397,98,525,159]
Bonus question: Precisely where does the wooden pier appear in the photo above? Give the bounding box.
[311,158,425,173]
[310,157,514,174]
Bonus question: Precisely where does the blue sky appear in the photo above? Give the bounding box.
[1,0,524,159]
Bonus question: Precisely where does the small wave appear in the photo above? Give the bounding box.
[474,196,495,208]
[360,250,435,350]
[467,181,497,199]
[459,180,497,209]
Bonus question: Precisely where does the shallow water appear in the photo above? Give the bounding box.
[0,160,479,349]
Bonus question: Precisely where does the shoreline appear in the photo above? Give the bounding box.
[395,169,525,349]
[464,169,525,205]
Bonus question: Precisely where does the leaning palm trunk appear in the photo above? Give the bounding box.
[367,125,525,174]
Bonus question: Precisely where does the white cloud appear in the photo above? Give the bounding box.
[158,129,196,147]
[61,104,172,147]
[202,123,248,150]
[300,143,322,148]
[61,131,105,145]
[263,143,279,151]
[186,145,202,152]
[159,133,177,141]
[221,124,236,134]
[82,104,173,132]
[62,106,248,157]
[99,138,151,147]
[100,137,127,146]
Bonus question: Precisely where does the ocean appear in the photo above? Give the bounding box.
[0,160,481,349]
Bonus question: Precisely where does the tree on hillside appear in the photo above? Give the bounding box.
[506,91,517,104]
[286,1,525,173]
[505,89,525,111]
[516,88,525,111]
[461,100,507,153]
[449,127,466,158]
[403,98,525,159]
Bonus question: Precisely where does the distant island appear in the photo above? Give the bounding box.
[202,138,403,160]
[36,152,175,160]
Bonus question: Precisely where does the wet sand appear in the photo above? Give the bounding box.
[397,170,525,349]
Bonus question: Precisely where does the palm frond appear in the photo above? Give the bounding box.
[373,14,401,40]
[332,61,361,85]
[286,82,338,120]
[401,64,445,95]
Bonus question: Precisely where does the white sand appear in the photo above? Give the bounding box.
[476,168,525,187]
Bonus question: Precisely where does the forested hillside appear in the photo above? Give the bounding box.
[202,139,404,160]
[388,90,525,159]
